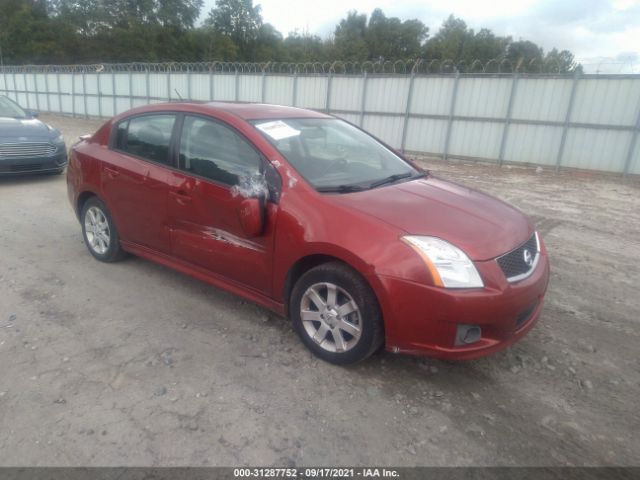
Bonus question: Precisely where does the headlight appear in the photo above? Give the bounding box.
[53,134,64,145]
[401,236,484,288]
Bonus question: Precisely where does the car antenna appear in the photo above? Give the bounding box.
[174,89,183,101]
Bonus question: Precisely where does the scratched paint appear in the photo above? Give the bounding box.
[206,227,264,252]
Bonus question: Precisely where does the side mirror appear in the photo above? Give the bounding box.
[25,109,39,118]
[237,197,265,237]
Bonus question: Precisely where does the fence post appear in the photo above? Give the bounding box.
[443,71,461,160]
[359,71,368,127]
[33,71,40,112]
[56,72,62,114]
[97,71,103,118]
[129,69,134,108]
[146,68,151,104]
[82,71,88,118]
[71,72,76,118]
[1,69,7,97]
[556,71,580,170]
[186,66,192,100]
[44,72,50,113]
[292,71,298,107]
[325,71,333,113]
[261,68,267,103]
[209,66,214,101]
[498,73,519,165]
[623,99,640,175]
[23,72,29,108]
[12,71,17,102]
[235,69,240,102]
[401,72,416,153]
[111,70,117,115]
[167,69,171,101]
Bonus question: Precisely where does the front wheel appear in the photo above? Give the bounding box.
[81,197,125,262]
[290,262,384,365]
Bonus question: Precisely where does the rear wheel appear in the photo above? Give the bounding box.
[290,262,383,365]
[81,197,125,262]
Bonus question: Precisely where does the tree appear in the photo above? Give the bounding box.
[156,0,203,29]
[464,29,510,67]
[0,0,75,64]
[201,29,239,62]
[254,23,283,62]
[506,40,543,71]
[0,3,581,69]
[282,32,327,63]
[365,9,427,60]
[50,0,105,37]
[205,0,262,58]
[333,11,368,60]
[424,15,471,61]
[544,48,582,73]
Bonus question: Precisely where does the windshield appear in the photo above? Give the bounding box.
[0,96,27,119]
[251,118,421,192]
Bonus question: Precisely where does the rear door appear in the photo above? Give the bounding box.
[102,113,177,253]
[166,114,280,295]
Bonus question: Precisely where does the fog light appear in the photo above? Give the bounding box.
[455,324,482,346]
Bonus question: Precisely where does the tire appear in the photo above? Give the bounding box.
[80,197,126,263]
[290,262,384,365]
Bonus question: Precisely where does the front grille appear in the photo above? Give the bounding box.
[496,233,539,282]
[0,142,57,158]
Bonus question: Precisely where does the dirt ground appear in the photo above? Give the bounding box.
[0,113,639,466]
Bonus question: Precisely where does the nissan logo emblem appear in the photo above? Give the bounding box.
[523,249,534,267]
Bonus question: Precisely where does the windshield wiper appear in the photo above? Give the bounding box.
[316,184,365,193]
[369,172,423,189]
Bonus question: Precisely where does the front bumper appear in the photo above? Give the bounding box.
[0,151,68,175]
[376,251,550,360]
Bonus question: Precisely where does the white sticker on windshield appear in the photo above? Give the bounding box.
[255,120,301,141]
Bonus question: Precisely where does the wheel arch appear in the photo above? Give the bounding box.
[75,191,124,238]
[281,251,385,321]
[76,190,98,218]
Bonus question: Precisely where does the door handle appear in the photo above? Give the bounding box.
[170,190,192,204]
[104,166,120,177]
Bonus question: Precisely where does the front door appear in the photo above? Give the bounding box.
[167,115,279,295]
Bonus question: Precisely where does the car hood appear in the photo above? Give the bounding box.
[329,176,533,261]
[0,117,56,141]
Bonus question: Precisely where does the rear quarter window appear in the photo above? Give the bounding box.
[114,114,176,166]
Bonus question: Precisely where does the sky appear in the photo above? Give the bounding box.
[201,0,640,73]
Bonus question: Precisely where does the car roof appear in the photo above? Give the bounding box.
[198,102,332,121]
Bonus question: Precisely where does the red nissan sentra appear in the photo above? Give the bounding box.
[67,102,550,365]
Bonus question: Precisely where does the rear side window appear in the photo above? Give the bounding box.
[179,116,261,186]
[115,115,176,166]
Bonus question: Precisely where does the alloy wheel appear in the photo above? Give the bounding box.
[300,282,362,353]
[84,206,111,255]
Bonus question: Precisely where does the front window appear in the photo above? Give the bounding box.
[179,115,261,186]
[251,118,422,192]
[0,96,27,119]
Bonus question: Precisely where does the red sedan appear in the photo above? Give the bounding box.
[67,102,550,364]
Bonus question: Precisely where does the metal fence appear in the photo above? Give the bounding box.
[1,62,639,175]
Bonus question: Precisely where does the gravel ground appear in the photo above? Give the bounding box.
[0,113,639,466]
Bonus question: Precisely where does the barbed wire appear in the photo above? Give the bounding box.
[0,58,578,75]
[577,61,640,74]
